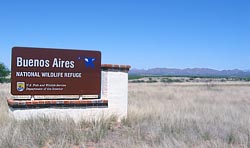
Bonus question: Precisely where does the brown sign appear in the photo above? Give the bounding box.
[11,47,101,96]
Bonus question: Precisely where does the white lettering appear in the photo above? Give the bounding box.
[17,57,22,67]
[28,59,33,67]
[41,72,63,78]
[64,72,82,78]
[52,58,75,69]
[16,57,74,68]
[15,72,40,77]
[16,57,50,68]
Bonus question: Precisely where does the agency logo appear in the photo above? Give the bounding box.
[17,82,25,92]
[78,57,96,69]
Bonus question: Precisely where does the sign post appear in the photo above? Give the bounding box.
[11,47,101,98]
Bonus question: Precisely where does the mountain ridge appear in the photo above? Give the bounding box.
[129,68,250,77]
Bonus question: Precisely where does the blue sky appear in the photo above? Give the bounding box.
[0,0,249,70]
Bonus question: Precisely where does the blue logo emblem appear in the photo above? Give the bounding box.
[17,82,25,92]
[78,57,96,69]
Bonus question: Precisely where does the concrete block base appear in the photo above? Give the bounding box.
[9,107,115,122]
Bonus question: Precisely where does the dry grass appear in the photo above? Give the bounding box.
[123,83,250,147]
[1,82,250,147]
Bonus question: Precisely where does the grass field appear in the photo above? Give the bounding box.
[1,82,250,147]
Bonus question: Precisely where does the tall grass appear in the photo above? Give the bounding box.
[121,83,250,147]
[1,82,250,147]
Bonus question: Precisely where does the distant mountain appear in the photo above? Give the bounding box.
[129,68,250,77]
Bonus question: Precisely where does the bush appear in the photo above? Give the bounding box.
[146,80,158,83]
[0,78,10,83]
[161,78,182,83]
[128,75,145,80]
[130,80,145,83]
[0,63,10,83]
